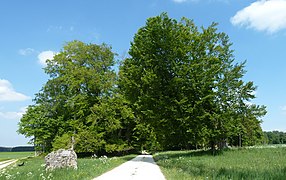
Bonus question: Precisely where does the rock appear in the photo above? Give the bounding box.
[141,150,150,155]
[45,149,77,170]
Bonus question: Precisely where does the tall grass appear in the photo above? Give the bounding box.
[0,152,34,162]
[154,147,286,180]
[0,154,135,180]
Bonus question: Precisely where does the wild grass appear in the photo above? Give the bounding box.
[0,154,135,180]
[154,146,286,180]
[0,152,34,162]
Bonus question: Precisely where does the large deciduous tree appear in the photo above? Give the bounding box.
[119,13,266,150]
[19,40,134,153]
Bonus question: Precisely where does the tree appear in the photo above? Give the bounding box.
[119,13,266,150]
[87,94,135,153]
[19,40,124,153]
[18,104,57,152]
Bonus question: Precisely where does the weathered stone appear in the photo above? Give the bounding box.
[45,149,77,170]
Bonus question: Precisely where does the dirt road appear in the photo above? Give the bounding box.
[0,159,17,170]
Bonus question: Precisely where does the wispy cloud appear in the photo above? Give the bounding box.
[47,25,75,33]
[0,79,30,102]
[47,25,63,32]
[18,48,35,56]
[281,105,286,112]
[280,105,286,116]
[38,50,57,66]
[231,0,286,34]
[0,107,27,120]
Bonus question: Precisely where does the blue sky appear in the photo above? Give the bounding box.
[1,0,286,146]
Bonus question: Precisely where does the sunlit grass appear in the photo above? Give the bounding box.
[0,154,135,180]
[154,147,286,179]
[0,152,34,162]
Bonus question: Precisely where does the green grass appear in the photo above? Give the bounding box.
[0,152,34,162]
[154,147,286,180]
[0,154,135,180]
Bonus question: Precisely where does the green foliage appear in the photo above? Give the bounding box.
[87,94,136,153]
[18,13,266,154]
[75,127,105,153]
[154,147,286,179]
[264,131,286,144]
[18,105,57,152]
[52,133,73,151]
[18,40,134,154]
[119,13,266,150]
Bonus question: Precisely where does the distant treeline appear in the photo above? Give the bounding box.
[264,131,286,144]
[0,146,34,152]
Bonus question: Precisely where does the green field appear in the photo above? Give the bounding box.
[0,152,34,162]
[154,147,286,180]
[0,154,135,180]
[1,147,286,179]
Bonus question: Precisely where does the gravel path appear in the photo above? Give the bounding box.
[94,155,166,180]
[0,159,17,170]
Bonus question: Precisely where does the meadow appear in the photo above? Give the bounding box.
[0,154,135,180]
[0,152,34,162]
[154,146,286,180]
[1,147,286,179]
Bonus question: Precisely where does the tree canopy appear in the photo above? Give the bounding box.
[19,13,266,154]
[119,13,266,150]
[19,41,134,154]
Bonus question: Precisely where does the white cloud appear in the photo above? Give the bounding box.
[19,49,58,66]
[231,0,286,34]
[38,50,57,66]
[18,48,35,56]
[280,105,286,116]
[47,25,75,32]
[0,107,27,120]
[47,25,63,32]
[281,105,286,112]
[0,79,30,102]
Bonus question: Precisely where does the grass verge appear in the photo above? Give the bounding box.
[154,147,286,180]
[0,154,135,180]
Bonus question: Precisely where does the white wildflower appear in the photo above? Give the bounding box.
[91,154,97,159]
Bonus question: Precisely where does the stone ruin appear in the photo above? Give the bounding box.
[45,149,77,171]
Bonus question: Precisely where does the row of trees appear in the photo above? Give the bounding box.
[18,13,266,154]
[264,131,286,144]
